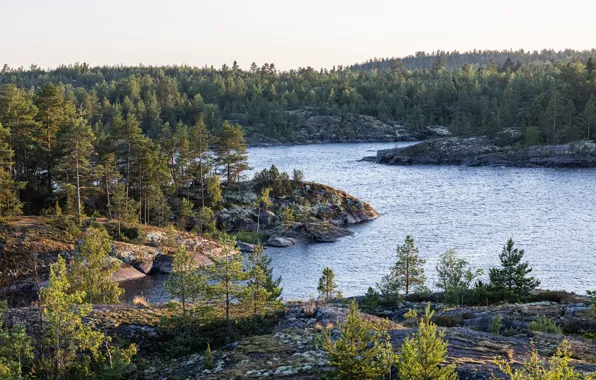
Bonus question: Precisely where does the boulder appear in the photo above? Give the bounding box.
[112,265,146,282]
[237,241,256,253]
[266,237,297,247]
[134,259,154,275]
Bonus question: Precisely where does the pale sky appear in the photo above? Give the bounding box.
[2,0,596,71]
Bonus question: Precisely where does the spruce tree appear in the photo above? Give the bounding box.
[317,267,340,303]
[322,300,395,379]
[376,273,401,305]
[68,226,123,304]
[398,304,456,380]
[0,300,33,379]
[393,235,426,295]
[489,238,540,301]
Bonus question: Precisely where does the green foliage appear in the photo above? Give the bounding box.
[207,237,247,325]
[206,175,223,210]
[360,287,380,313]
[254,187,272,234]
[245,243,282,304]
[398,304,457,380]
[194,206,216,234]
[214,121,249,184]
[204,344,214,370]
[281,206,295,226]
[0,123,25,218]
[253,165,294,197]
[164,245,208,316]
[69,225,123,304]
[404,308,418,319]
[110,184,139,237]
[376,273,401,305]
[0,301,33,379]
[317,267,339,303]
[39,256,106,377]
[232,231,267,244]
[393,235,426,295]
[322,300,395,379]
[489,238,540,301]
[436,249,483,306]
[494,340,596,379]
[528,315,563,334]
[524,126,543,147]
[491,315,503,335]
[177,198,195,231]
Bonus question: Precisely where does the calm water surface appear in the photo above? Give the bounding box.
[124,142,596,302]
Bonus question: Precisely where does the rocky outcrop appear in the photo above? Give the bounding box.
[246,108,452,145]
[219,181,379,247]
[374,137,596,168]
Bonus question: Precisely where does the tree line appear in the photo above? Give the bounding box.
[2,50,596,152]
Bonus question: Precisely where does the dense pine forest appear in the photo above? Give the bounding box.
[2,49,596,217]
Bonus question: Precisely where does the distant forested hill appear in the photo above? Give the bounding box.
[2,49,596,149]
[350,49,596,71]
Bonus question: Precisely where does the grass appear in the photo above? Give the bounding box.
[232,231,267,244]
[529,315,563,334]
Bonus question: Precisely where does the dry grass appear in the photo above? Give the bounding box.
[132,295,151,307]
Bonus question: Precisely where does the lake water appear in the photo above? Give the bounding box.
[123,142,596,302]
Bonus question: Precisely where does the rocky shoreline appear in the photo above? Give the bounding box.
[369,137,596,168]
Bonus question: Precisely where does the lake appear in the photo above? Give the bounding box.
[123,142,596,302]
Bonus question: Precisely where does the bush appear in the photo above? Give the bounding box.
[528,316,563,334]
[232,231,267,244]
[530,290,580,304]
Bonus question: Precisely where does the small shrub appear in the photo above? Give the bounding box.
[231,231,267,244]
[528,315,563,334]
[204,344,214,369]
[132,295,150,307]
[302,297,317,317]
[404,309,418,319]
[432,314,461,328]
[491,315,503,335]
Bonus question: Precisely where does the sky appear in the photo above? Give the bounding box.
[2,0,596,71]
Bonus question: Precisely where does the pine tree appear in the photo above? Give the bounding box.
[0,300,33,379]
[34,83,65,194]
[583,96,596,140]
[206,175,223,209]
[190,114,210,207]
[254,187,272,234]
[0,84,38,184]
[243,244,282,317]
[0,123,25,216]
[95,152,121,219]
[376,273,401,305]
[110,184,139,237]
[393,235,426,295]
[489,238,540,301]
[178,198,194,231]
[322,300,395,379]
[55,117,95,224]
[207,238,247,330]
[39,256,106,377]
[214,121,249,183]
[398,304,456,380]
[164,245,207,316]
[317,267,340,303]
[68,226,123,304]
[435,249,482,306]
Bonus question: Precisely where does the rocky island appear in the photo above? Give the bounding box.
[370,137,596,168]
